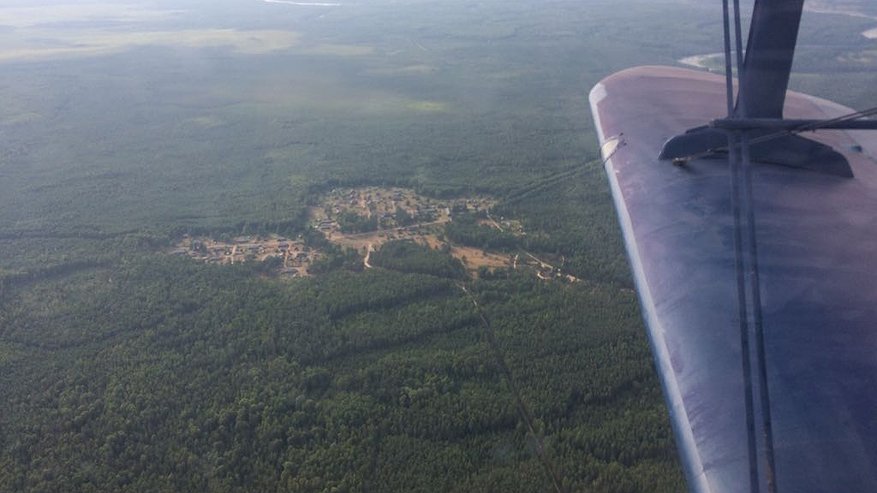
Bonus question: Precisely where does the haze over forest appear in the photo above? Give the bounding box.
[1,0,874,491]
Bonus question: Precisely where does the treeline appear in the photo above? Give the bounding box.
[370,240,467,279]
[445,214,520,252]
[337,211,378,234]
[495,165,633,288]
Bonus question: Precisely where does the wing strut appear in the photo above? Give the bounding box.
[721,3,763,493]
[723,2,777,492]
[660,0,857,178]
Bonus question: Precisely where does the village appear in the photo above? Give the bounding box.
[169,186,577,282]
[309,186,494,233]
[169,234,320,277]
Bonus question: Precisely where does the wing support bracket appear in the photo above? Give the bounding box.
[659,126,853,177]
[659,0,856,178]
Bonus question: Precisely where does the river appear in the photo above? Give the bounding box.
[679,6,877,68]
[263,0,342,6]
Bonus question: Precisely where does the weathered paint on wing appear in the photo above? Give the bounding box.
[590,66,877,493]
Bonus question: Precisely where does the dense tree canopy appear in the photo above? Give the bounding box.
[0,256,682,492]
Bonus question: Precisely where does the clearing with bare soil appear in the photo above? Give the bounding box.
[169,186,576,282]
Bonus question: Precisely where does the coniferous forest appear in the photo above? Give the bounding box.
[1,0,875,491]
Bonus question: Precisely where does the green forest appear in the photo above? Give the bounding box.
[370,241,467,279]
[0,257,679,492]
[1,0,874,491]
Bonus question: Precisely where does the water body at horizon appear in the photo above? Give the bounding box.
[679,7,877,68]
[263,0,342,6]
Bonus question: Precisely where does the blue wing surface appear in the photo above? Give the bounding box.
[590,66,877,493]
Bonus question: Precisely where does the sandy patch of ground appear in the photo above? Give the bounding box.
[171,186,574,283]
[450,245,512,271]
[412,235,512,274]
[678,53,724,71]
[264,0,342,6]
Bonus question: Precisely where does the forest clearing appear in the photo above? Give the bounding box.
[169,186,572,281]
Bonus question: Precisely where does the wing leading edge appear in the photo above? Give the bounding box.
[590,66,877,493]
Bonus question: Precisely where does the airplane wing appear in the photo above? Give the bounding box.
[588,2,877,492]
